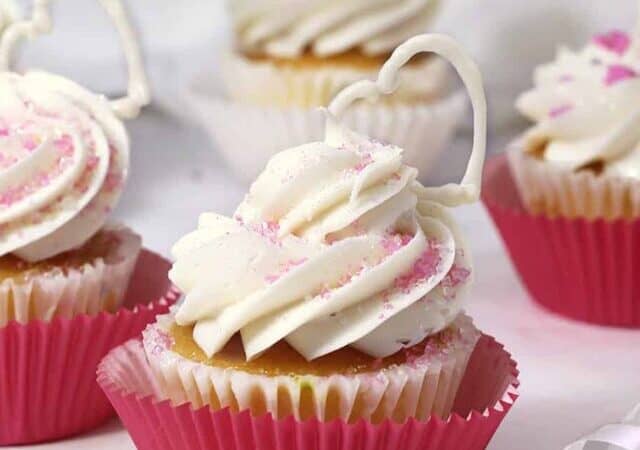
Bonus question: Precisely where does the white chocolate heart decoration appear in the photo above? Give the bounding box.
[328,34,487,207]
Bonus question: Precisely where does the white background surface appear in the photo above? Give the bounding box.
[5,0,640,448]
[6,112,640,450]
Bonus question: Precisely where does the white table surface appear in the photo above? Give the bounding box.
[10,110,640,450]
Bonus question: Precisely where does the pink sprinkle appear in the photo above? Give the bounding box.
[381,233,413,255]
[558,75,574,83]
[549,104,573,118]
[0,128,8,137]
[54,135,74,156]
[393,240,442,292]
[251,220,280,244]
[441,265,471,289]
[604,64,638,86]
[593,30,631,55]
[105,172,122,191]
[353,153,373,172]
[23,136,38,151]
[264,257,307,284]
[86,155,100,170]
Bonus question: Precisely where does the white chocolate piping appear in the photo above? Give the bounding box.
[0,0,149,120]
[0,0,51,71]
[329,34,487,207]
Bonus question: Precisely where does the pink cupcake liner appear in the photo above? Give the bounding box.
[0,249,180,445]
[483,154,640,327]
[98,334,518,450]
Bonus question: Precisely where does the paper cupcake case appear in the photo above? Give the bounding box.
[98,333,518,450]
[142,314,480,424]
[0,249,180,445]
[483,154,640,326]
[185,76,467,183]
[508,143,640,220]
[220,52,451,108]
[0,226,142,326]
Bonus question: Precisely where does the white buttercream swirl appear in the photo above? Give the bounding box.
[517,30,640,179]
[229,0,441,58]
[0,0,149,262]
[171,126,472,361]
[0,71,129,262]
[170,34,487,361]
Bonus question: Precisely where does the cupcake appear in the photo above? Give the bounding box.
[0,1,177,444]
[484,24,640,325]
[510,29,640,219]
[187,0,467,182]
[100,34,518,450]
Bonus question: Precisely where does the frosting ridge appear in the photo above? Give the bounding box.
[517,29,640,179]
[229,0,441,58]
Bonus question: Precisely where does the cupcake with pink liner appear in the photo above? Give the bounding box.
[100,34,518,450]
[0,0,177,444]
[186,0,467,182]
[484,9,640,325]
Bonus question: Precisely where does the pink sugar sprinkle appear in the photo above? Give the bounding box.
[23,136,38,151]
[251,220,280,244]
[441,265,471,289]
[381,233,413,255]
[353,153,373,173]
[0,128,8,137]
[105,172,123,192]
[549,104,573,118]
[54,135,74,156]
[393,240,441,292]
[86,155,100,170]
[264,257,307,284]
[604,64,638,86]
[593,30,631,55]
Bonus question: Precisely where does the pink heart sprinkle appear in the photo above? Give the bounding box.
[593,30,631,55]
[604,64,638,86]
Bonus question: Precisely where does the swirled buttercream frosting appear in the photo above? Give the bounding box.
[228,0,441,58]
[171,126,471,361]
[517,30,640,179]
[170,34,487,361]
[0,0,150,262]
[0,71,129,262]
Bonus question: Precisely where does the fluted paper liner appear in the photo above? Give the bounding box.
[0,226,141,326]
[220,51,450,108]
[0,249,179,445]
[98,331,518,450]
[142,314,479,424]
[484,153,640,326]
[508,140,640,220]
[186,75,466,183]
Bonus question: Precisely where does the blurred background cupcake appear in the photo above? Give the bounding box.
[186,0,468,182]
[483,11,640,326]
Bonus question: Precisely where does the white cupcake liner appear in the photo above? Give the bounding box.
[0,225,142,326]
[185,78,467,183]
[508,138,640,219]
[220,51,451,108]
[141,313,480,424]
